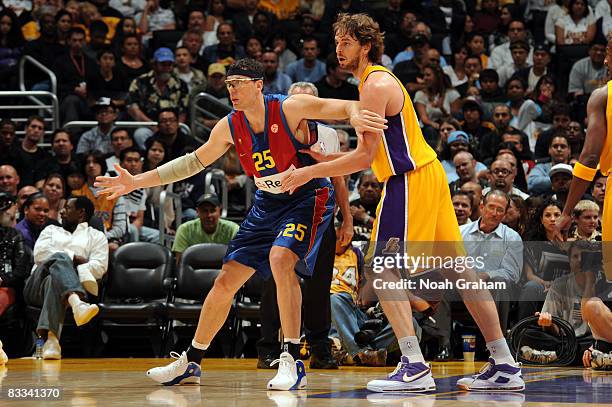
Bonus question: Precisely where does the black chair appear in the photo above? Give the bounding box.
[164,243,229,355]
[149,30,184,57]
[98,242,173,356]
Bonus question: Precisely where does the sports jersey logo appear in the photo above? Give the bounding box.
[270,124,279,133]
[382,238,401,254]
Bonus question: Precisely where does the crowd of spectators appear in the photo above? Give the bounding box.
[0,0,610,366]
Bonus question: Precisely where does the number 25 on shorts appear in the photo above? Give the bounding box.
[283,223,307,241]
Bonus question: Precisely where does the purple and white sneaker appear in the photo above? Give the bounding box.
[457,358,524,391]
[367,356,436,393]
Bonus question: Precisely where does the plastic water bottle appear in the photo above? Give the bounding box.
[35,336,44,359]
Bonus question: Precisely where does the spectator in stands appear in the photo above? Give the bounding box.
[44,129,76,182]
[183,9,207,51]
[54,27,97,125]
[136,0,175,43]
[534,102,572,159]
[497,40,531,87]
[205,0,226,41]
[245,36,264,61]
[506,76,541,142]
[106,128,134,175]
[16,186,38,220]
[591,172,607,222]
[22,11,64,91]
[83,20,110,61]
[555,0,596,45]
[110,0,143,19]
[174,46,207,94]
[76,98,117,156]
[460,189,523,330]
[479,69,506,113]
[488,19,533,71]
[515,43,552,94]
[0,9,23,91]
[315,53,359,100]
[568,38,608,99]
[440,131,487,183]
[443,43,469,88]
[329,233,391,366]
[460,99,495,155]
[449,151,483,194]
[383,10,415,60]
[262,49,292,95]
[204,63,229,104]
[16,116,50,187]
[0,165,19,196]
[461,180,484,221]
[23,196,108,360]
[150,108,197,160]
[566,121,585,159]
[0,119,18,168]
[72,152,127,252]
[181,31,208,71]
[503,194,528,237]
[128,47,189,148]
[495,147,529,192]
[548,163,573,204]
[285,37,326,83]
[392,34,431,94]
[87,48,130,108]
[349,171,381,241]
[119,147,160,243]
[66,164,85,197]
[251,11,275,49]
[529,135,571,195]
[518,198,566,320]
[0,192,30,318]
[452,190,473,225]
[42,174,66,222]
[233,0,262,44]
[16,192,50,250]
[474,0,501,35]
[202,22,246,69]
[484,158,530,199]
[455,54,483,96]
[142,136,174,234]
[466,32,489,68]
[271,31,297,73]
[568,200,601,241]
[172,193,239,264]
[117,34,150,83]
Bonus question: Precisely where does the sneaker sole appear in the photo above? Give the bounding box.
[367,384,436,393]
[75,305,99,326]
[457,383,525,392]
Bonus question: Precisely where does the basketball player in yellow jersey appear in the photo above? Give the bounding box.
[554,34,612,370]
[282,13,525,392]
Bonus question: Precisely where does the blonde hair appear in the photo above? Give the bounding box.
[573,200,599,217]
[333,13,384,63]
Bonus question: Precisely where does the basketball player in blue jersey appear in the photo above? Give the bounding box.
[94,58,387,390]
[282,14,525,392]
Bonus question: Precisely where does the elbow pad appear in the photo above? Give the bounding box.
[157,151,205,185]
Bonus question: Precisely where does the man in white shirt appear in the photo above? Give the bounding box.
[488,20,533,71]
[23,196,108,359]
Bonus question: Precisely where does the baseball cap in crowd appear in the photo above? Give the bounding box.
[196,193,221,207]
[509,40,529,52]
[533,43,550,54]
[153,47,175,63]
[0,192,15,212]
[93,97,115,111]
[208,63,226,77]
[479,69,499,83]
[447,130,470,145]
[462,98,483,115]
[549,163,573,179]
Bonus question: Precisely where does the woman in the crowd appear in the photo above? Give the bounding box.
[531,75,557,124]
[245,36,264,61]
[0,9,24,91]
[503,195,528,238]
[55,9,73,46]
[112,16,138,53]
[71,152,127,252]
[142,136,174,233]
[42,174,67,223]
[117,33,149,83]
[15,192,50,250]
[518,199,567,320]
[414,64,461,148]
[442,43,469,88]
[555,0,596,45]
[435,117,462,155]
[506,76,541,146]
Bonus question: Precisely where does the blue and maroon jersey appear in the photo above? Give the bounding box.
[227,94,320,194]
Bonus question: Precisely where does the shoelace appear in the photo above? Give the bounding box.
[270,355,293,376]
[167,351,186,368]
[387,361,405,378]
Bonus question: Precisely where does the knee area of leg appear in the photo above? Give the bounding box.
[212,272,240,296]
[583,299,604,320]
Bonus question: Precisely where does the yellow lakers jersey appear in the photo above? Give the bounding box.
[603,81,612,175]
[331,247,361,302]
[358,65,438,182]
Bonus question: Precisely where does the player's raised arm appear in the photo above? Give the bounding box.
[554,86,607,240]
[95,118,234,200]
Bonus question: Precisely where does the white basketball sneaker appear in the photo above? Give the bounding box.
[267,352,307,391]
[366,356,436,393]
[456,358,524,391]
[146,352,201,386]
[591,349,612,370]
[72,302,99,326]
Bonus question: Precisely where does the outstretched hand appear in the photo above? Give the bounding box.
[553,213,571,242]
[93,164,135,200]
[280,167,312,195]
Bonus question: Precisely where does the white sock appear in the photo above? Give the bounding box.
[398,336,425,363]
[191,339,209,350]
[487,338,515,365]
[68,293,82,309]
[284,338,301,345]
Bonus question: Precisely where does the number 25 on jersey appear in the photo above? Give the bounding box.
[253,149,276,171]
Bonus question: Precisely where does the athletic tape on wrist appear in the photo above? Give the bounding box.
[573,162,597,181]
[157,151,205,185]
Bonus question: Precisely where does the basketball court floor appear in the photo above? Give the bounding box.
[1,358,611,406]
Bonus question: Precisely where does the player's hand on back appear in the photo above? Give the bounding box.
[553,214,571,242]
[94,164,136,200]
[350,109,387,136]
